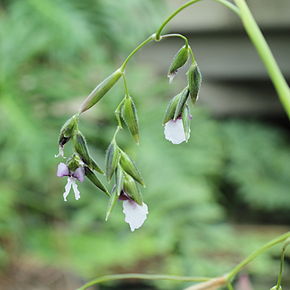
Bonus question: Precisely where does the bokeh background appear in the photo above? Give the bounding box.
[0,0,289,289]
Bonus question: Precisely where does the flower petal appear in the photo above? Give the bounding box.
[122,200,148,231]
[164,118,186,144]
[72,180,81,200]
[57,162,69,177]
[55,146,65,158]
[73,167,85,182]
[63,178,72,201]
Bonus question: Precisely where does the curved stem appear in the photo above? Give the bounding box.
[155,0,239,40]
[233,0,290,118]
[226,232,290,281]
[161,33,189,47]
[120,35,154,71]
[77,273,212,290]
[276,239,290,289]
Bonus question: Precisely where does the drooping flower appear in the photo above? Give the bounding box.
[119,192,148,232]
[57,162,85,201]
[164,117,188,144]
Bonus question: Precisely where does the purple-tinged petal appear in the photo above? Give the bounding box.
[73,167,85,182]
[122,200,148,232]
[57,162,69,177]
[164,118,186,144]
[72,180,81,200]
[63,177,72,201]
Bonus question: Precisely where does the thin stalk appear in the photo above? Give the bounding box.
[276,239,290,289]
[77,273,212,290]
[234,0,290,118]
[155,0,239,39]
[226,232,290,281]
[161,33,189,47]
[120,35,154,71]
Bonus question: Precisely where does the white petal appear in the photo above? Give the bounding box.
[164,119,186,144]
[122,200,148,232]
[63,178,72,201]
[72,180,81,200]
[55,146,64,158]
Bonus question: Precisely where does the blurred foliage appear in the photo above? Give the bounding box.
[0,1,289,290]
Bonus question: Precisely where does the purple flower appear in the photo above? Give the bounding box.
[120,192,148,232]
[57,162,85,201]
[164,117,189,144]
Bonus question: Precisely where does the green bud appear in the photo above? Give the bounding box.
[58,114,78,147]
[182,104,191,142]
[105,141,120,181]
[114,98,125,128]
[105,186,119,221]
[123,173,143,205]
[85,167,109,196]
[79,69,122,113]
[271,286,282,290]
[163,93,180,124]
[187,62,202,103]
[173,88,190,120]
[121,95,139,144]
[168,45,189,82]
[119,151,144,186]
[73,131,103,174]
[66,154,81,172]
[115,165,124,197]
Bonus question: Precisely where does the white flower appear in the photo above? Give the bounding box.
[57,163,84,201]
[122,199,148,232]
[164,118,188,144]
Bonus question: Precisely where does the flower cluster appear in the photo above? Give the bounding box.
[55,35,202,232]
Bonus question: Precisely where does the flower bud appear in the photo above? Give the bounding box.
[168,45,189,82]
[79,69,122,113]
[121,95,139,144]
[84,167,109,196]
[58,114,78,147]
[73,131,103,174]
[123,174,143,205]
[187,62,202,103]
[163,93,180,125]
[105,141,120,181]
[182,104,191,142]
[173,88,190,120]
[271,286,282,290]
[119,151,144,186]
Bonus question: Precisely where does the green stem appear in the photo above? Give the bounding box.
[276,239,290,289]
[155,0,239,40]
[161,33,189,47]
[122,74,129,96]
[226,232,290,281]
[233,0,290,118]
[77,273,212,290]
[120,35,154,71]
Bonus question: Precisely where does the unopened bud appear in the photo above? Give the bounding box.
[73,131,103,174]
[271,286,282,290]
[173,88,190,120]
[123,173,143,205]
[80,69,122,113]
[105,141,120,181]
[58,114,78,147]
[163,93,180,125]
[121,95,139,144]
[168,45,189,82]
[187,62,202,103]
[120,151,145,186]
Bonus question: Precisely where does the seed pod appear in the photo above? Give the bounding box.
[168,45,189,82]
[79,69,122,113]
[73,131,103,174]
[105,141,120,181]
[123,173,143,205]
[173,88,190,120]
[182,105,191,142]
[121,95,139,144]
[187,62,202,103]
[119,151,144,186]
[58,114,78,146]
[105,186,119,221]
[84,167,109,196]
[163,93,181,124]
